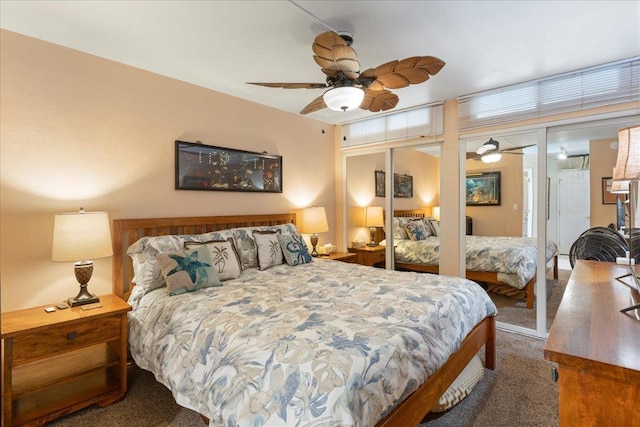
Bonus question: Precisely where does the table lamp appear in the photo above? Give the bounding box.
[364,206,384,247]
[52,208,113,306]
[302,206,329,257]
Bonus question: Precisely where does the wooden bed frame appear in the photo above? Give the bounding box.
[112,213,496,427]
[386,210,558,310]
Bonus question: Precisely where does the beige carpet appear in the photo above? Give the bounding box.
[48,329,559,427]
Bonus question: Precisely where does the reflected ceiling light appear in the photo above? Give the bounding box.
[481,152,502,163]
[323,86,365,112]
[557,147,568,160]
[476,138,499,155]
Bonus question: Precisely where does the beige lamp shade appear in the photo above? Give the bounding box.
[432,206,441,221]
[612,125,640,182]
[364,206,384,227]
[301,207,329,234]
[52,211,113,262]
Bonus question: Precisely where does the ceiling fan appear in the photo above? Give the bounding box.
[247,31,445,115]
[467,138,535,163]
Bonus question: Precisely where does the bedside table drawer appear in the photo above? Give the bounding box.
[370,251,385,264]
[12,315,122,363]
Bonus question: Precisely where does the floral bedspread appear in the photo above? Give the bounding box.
[128,259,496,427]
[394,236,558,289]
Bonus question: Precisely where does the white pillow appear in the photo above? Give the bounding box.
[253,230,284,270]
[184,238,242,281]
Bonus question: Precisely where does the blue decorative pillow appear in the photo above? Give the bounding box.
[278,233,313,266]
[404,219,430,241]
[156,247,221,295]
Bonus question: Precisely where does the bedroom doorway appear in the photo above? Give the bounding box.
[557,170,590,254]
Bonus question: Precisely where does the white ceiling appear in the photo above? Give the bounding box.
[2,1,639,127]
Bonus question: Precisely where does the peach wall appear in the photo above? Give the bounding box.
[0,30,336,311]
[589,138,619,227]
[466,154,524,236]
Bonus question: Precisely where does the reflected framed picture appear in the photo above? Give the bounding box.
[175,140,282,192]
[394,174,413,198]
[466,171,501,206]
[375,170,385,197]
[601,176,618,204]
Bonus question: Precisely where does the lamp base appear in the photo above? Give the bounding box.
[367,226,378,247]
[310,234,319,257]
[68,285,100,307]
[68,261,100,307]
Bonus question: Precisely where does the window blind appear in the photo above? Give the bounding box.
[458,57,640,131]
[342,103,443,148]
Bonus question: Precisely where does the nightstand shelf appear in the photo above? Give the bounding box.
[2,294,131,426]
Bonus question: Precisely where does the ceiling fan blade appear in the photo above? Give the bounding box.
[312,31,360,79]
[247,82,327,89]
[360,88,398,112]
[300,95,326,115]
[501,144,536,152]
[360,56,445,89]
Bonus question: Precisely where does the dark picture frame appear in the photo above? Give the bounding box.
[374,171,413,198]
[175,140,282,193]
[466,171,501,206]
[375,170,385,197]
[601,176,618,204]
[394,174,413,198]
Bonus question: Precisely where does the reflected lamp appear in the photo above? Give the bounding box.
[364,206,384,247]
[301,206,329,257]
[52,208,113,306]
[613,125,640,185]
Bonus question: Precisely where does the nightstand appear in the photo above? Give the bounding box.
[348,245,386,267]
[319,252,357,263]
[1,294,131,426]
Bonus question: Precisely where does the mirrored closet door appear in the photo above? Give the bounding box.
[463,131,546,333]
[344,143,442,271]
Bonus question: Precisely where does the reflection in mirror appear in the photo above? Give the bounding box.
[389,145,441,274]
[344,145,441,270]
[547,118,639,331]
[464,132,551,331]
[346,152,385,256]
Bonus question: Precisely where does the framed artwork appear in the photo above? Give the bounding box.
[601,176,618,204]
[375,170,385,197]
[466,171,501,206]
[374,171,413,198]
[394,174,413,198]
[175,140,282,193]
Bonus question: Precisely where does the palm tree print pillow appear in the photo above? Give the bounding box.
[184,238,242,281]
[252,230,283,270]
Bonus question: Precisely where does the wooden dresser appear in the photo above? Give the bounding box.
[544,260,640,426]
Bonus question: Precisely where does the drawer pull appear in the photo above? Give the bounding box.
[67,332,78,340]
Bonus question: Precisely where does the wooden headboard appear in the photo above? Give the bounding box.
[373,209,426,242]
[112,213,297,300]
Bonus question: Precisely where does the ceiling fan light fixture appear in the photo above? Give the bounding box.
[323,86,364,112]
[476,138,499,155]
[481,152,502,163]
[557,147,568,160]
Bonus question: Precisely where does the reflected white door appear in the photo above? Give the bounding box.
[558,170,590,254]
[523,168,533,237]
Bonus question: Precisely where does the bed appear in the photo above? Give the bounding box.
[383,210,558,310]
[112,213,497,427]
